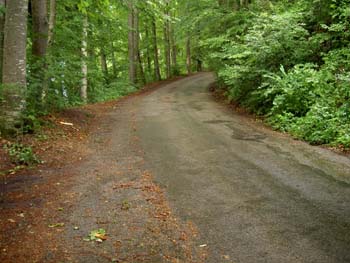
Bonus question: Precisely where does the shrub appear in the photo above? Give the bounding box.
[4,143,41,166]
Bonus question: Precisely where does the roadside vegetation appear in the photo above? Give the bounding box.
[190,0,350,148]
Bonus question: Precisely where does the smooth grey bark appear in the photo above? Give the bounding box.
[134,8,146,84]
[31,0,49,109]
[111,42,118,78]
[170,22,177,74]
[42,0,56,100]
[32,0,48,58]
[47,0,56,45]
[186,36,192,74]
[81,15,88,102]
[1,0,28,135]
[163,1,171,78]
[152,17,161,81]
[128,0,136,84]
[0,0,6,83]
[145,26,152,78]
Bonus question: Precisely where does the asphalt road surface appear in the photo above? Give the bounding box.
[137,73,350,263]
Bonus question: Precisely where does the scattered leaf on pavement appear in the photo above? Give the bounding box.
[84,228,107,242]
[48,223,65,228]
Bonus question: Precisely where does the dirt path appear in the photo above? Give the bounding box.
[0,80,206,263]
[1,73,350,263]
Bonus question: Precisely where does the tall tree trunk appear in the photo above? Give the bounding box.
[47,0,56,46]
[100,49,109,84]
[152,17,161,81]
[1,0,28,135]
[145,26,152,79]
[134,6,145,84]
[196,59,203,72]
[164,1,171,78]
[128,0,136,84]
[186,36,192,74]
[111,42,118,78]
[0,0,6,83]
[32,0,48,110]
[41,0,56,100]
[170,21,177,75]
[32,0,48,58]
[81,15,88,102]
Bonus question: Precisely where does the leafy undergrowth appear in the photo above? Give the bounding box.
[0,108,93,180]
[210,82,350,155]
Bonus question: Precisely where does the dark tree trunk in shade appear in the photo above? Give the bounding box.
[134,6,146,84]
[32,0,48,58]
[128,0,136,84]
[111,42,118,78]
[152,17,161,81]
[0,0,6,83]
[170,22,177,75]
[100,49,109,84]
[145,25,152,79]
[186,36,192,74]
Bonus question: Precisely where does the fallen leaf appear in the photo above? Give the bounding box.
[85,228,107,242]
[48,223,65,228]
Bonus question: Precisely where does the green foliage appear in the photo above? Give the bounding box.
[4,143,41,166]
[89,81,138,103]
[188,0,350,148]
[84,228,107,242]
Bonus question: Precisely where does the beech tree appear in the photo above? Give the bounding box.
[0,0,195,136]
[32,0,48,59]
[163,0,171,78]
[81,14,88,102]
[0,0,28,135]
[128,0,136,84]
[152,17,161,81]
[0,0,5,83]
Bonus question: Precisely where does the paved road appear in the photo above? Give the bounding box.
[137,73,350,263]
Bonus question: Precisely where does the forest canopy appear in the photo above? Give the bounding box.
[0,0,349,148]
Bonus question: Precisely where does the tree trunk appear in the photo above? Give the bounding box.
[134,6,145,84]
[145,26,152,79]
[41,0,56,101]
[47,0,56,45]
[152,17,161,81]
[186,36,192,74]
[0,0,6,83]
[111,42,118,78]
[81,15,88,102]
[32,0,48,58]
[100,49,109,84]
[1,0,28,135]
[164,1,171,78]
[196,59,203,72]
[31,0,49,110]
[128,0,136,84]
[170,22,177,75]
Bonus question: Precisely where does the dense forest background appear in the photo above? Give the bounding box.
[0,0,349,148]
